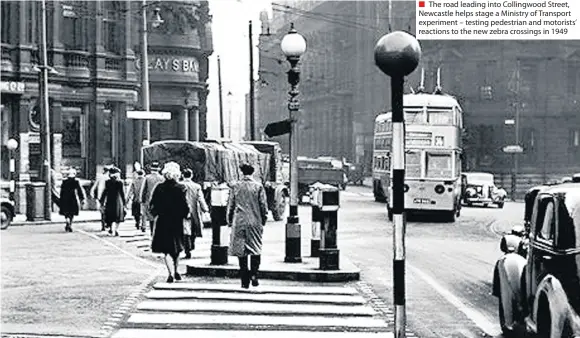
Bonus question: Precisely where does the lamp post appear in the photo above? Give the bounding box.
[6,138,18,201]
[38,0,52,220]
[280,23,306,263]
[140,1,164,145]
[374,31,421,338]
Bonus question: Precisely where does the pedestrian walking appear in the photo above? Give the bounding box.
[99,167,126,236]
[90,166,111,231]
[227,163,269,289]
[59,168,86,232]
[140,162,164,235]
[149,162,189,283]
[180,168,209,259]
[127,169,146,232]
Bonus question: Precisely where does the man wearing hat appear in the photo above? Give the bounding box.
[91,165,112,231]
[140,162,164,234]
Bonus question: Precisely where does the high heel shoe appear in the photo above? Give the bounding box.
[166,275,174,283]
[174,272,182,281]
[251,275,259,287]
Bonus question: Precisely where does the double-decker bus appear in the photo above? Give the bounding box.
[372,92,464,222]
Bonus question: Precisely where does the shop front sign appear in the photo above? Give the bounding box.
[135,56,199,75]
[1,81,25,94]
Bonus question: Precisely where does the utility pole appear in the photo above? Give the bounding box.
[249,20,256,141]
[513,60,520,201]
[218,56,225,138]
[140,0,151,145]
[40,0,52,220]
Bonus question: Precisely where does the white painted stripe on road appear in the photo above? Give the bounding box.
[127,313,389,328]
[407,264,501,337]
[137,299,376,316]
[145,289,366,304]
[76,229,160,268]
[113,329,393,338]
[153,282,358,295]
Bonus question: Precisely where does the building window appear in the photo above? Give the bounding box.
[518,60,538,98]
[477,60,496,100]
[26,1,38,45]
[62,3,86,51]
[522,127,537,163]
[103,1,123,54]
[1,2,11,43]
[567,61,580,95]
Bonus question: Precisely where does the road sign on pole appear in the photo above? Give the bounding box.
[264,119,292,138]
[126,111,171,120]
[503,145,524,153]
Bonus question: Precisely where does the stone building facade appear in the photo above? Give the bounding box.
[257,1,580,197]
[0,1,213,212]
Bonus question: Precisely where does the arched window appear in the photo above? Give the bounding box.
[103,1,123,54]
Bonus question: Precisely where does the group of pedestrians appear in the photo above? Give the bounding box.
[56,160,270,288]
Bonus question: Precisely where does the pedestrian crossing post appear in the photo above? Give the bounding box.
[210,183,230,265]
[312,183,340,270]
[309,185,322,257]
[374,31,421,338]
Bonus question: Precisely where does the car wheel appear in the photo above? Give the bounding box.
[497,202,505,209]
[1,206,13,230]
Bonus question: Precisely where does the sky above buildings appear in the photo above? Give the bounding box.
[206,0,273,139]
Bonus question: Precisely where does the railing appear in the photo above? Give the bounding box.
[64,51,89,68]
[104,56,123,71]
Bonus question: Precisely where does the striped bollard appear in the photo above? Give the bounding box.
[6,139,19,201]
[374,31,421,338]
[210,183,230,266]
[310,184,322,257]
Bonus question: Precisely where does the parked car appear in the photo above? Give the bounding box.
[492,182,580,337]
[460,172,507,208]
[1,196,15,230]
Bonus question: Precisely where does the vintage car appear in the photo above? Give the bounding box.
[1,196,15,230]
[460,172,507,208]
[492,183,580,337]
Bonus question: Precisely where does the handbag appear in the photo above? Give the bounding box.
[183,217,192,235]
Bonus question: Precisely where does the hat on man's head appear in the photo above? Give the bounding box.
[239,163,255,175]
[150,162,160,171]
[109,167,120,175]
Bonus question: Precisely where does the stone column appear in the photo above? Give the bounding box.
[178,107,188,140]
[189,107,200,141]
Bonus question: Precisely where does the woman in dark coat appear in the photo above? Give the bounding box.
[149,162,189,283]
[99,167,126,236]
[59,168,86,232]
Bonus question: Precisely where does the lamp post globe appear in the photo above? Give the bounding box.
[374,31,421,78]
[281,24,306,58]
[6,138,18,151]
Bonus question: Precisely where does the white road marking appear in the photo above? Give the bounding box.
[407,264,501,337]
[76,229,160,269]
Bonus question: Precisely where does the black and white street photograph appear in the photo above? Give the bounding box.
[1,1,580,338]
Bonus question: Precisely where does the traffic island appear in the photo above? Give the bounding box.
[185,254,360,282]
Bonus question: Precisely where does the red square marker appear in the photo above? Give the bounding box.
[419,1,425,7]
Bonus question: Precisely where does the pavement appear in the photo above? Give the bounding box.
[10,208,361,283]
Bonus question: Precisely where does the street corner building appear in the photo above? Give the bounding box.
[0,1,213,213]
[256,1,580,199]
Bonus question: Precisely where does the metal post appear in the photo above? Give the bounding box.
[218,56,225,138]
[285,56,302,263]
[141,0,151,144]
[311,203,321,257]
[512,60,520,201]
[391,76,406,338]
[9,149,15,201]
[40,0,52,221]
[210,185,229,265]
[249,20,256,141]
[374,31,421,338]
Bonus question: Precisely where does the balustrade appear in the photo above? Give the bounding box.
[104,56,123,71]
[64,51,89,68]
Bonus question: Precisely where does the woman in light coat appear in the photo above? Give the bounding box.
[227,163,268,289]
[180,168,209,259]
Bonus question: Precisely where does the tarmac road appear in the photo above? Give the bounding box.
[326,186,524,338]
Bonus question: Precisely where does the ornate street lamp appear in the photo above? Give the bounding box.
[374,31,421,338]
[140,2,164,146]
[280,23,306,263]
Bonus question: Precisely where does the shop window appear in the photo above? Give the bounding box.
[62,106,84,158]
[1,2,11,44]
